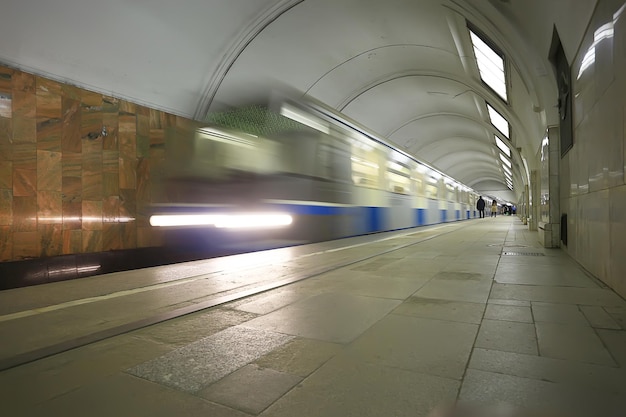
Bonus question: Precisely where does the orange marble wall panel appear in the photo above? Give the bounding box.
[0,117,12,143]
[37,190,62,225]
[82,200,102,231]
[62,201,82,230]
[103,196,120,222]
[36,117,62,152]
[103,172,119,197]
[103,150,119,173]
[62,229,81,254]
[103,223,122,251]
[0,160,11,189]
[102,96,119,151]
[119,188,136,215]
[0,226,11,261]
[61,84,81,101]
[61,151,81,178]
[80,94,103,141]
[119,156,137,189]
[12,143,36,170]
[0,189,12,225]
[39,223,62,257]
[13,231,40,259]
[136,106,150,158]
[13,168,36,197]
[0,67,12,92]
[62,97,81,153]
[37,150,62,191]
[12,87,36,144]
[149,109,163,129]
[136,157,150,205]
[62,176,81,203]
[12,196,36,232]
[82,230,102,253]
[0,65,204,262]
[119,114,137,158]
[82,139,103,200]
[36,77,62,152]
[119,100,135,115]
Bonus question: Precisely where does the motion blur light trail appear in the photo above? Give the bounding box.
[149,213,293,229]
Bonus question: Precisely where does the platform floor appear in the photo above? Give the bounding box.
[1,217,625,417]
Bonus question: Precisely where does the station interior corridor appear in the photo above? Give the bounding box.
[1,216,625,417]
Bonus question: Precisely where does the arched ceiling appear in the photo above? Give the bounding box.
[0,0,599,202]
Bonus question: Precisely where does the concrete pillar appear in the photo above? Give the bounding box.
[538,126,561,247]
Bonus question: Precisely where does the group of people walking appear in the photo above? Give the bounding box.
[476,196,509,219]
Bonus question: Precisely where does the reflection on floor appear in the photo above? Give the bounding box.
[1,217,625,417]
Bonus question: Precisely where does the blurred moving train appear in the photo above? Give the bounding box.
[149,96,481,251]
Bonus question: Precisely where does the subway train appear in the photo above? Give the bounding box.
[149,96,481,251]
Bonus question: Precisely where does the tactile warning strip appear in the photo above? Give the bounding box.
[502,252,545,256]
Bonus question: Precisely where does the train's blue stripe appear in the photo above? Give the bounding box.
[416,208,426,226]
[366,207,381,232]
[440,209,446,223]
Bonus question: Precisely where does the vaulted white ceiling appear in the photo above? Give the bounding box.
[0,0,598,202]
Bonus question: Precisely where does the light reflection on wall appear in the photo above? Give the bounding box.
[577,3,624,79]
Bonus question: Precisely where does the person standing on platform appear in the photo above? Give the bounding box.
[490,200,497,217]
[476,196,485,218]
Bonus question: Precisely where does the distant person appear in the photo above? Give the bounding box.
[491,200,497,217]
[476,196,485,218]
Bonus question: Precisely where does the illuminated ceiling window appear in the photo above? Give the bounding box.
[487,103,510,139]
[469,28,508,102]
[502,165,512,177]
[495,136,511,157]
[500,153,512,169]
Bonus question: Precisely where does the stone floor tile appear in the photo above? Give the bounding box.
[536,322,616,366]
[596,329,626,367]
[393,297,485,324]
[468,348,626,393]
[242,292,401,344]
[344,315,478,379]
[23,373,252,417]
[331,273,430,300]
[254,338,343,377]
[488,298,531,307]
[412,272,493,304]
[131,308,259,346]
[0,333,172,408]
[198,364,302,415]
[494,263,598,288]
[127,326,294,393]
[579,305,621,329]
[475,319,537,355]
[259,356,460,417]
[604,306,626,329]
[484,304,533,323]
[531,302,589,326]
[459,368,625,417]
[490,283,626,306]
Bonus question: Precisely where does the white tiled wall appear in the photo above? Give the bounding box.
[562,1,626,298]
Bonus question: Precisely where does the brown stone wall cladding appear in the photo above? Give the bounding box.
[0,64,197,262]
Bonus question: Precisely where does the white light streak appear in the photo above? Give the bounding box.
[150,213,293,229]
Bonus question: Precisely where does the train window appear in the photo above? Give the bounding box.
[412,176,424,197]
[317,143,351,182]
[386,160,411,194]
[351,146,380,189]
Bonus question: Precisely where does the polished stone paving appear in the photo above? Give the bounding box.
[1,217,626,417]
